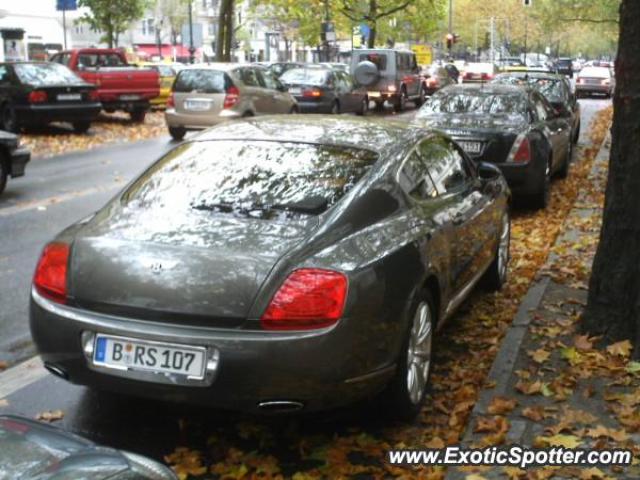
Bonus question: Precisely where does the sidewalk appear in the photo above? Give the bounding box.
[447,133,640,479]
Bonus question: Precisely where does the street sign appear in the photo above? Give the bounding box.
[56,0,77,10]
[411,44,433,66]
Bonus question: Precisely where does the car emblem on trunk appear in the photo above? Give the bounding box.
[141,258,178,273]
[149,262,163,273]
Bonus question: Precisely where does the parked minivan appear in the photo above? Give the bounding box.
[350,49,427,112]
[165,63,297,140]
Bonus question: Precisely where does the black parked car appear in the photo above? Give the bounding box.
[31,116,510,419]
[0,415,176,479]
[0,62,101,133]
[415,84,573,209]
[280,65,368,115]
[492,72,581,144]
[555,57,573,77]
[0,130,30,195]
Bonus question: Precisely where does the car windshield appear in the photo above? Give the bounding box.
[14,63,82,86]
[419,91,527,116]
[174,69,229,93]
[122,141,378,219]
[580,67,610,78]
[280,68,328,86]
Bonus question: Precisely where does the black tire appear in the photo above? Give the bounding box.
[130,109,147,123]
[415,86,427,107]
[168,126,186,141]
[531,158,552,210]
[242,111,254,117]
[72,121,91,134]
[374,100,384,112]
[379,289,435,421]
[393,90,406,113]
[330,101,340,114]
[0,156,7,195]
[289,106,298,114]
[1,103,18,133]
[483,211,510,291]
[355,97,368,116]
[557,141,572,179]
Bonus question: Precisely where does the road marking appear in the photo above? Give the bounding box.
[0,184,121,217]
[0,356,49,399]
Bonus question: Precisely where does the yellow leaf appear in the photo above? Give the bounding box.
[537,434,582,448]
[530,348,551,364]
[487,396,518,415]
[606,340,632,357]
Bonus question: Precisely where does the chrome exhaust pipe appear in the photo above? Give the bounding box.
[257,400,304,413]
[44,362,69,381]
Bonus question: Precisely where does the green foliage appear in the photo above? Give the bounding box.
[77,0,151,48]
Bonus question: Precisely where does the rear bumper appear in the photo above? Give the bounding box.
[165,108,241,130]
[14,103,102,125]
[8,147,30,178]
[365,91,399,103]
[575,84,610,95]
[493,160,546,196]
[296,100,333,113]
[30,290,394,413]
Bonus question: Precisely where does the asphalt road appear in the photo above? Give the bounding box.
[0,98,611,465]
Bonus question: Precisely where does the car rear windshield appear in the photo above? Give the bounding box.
[579,67,610,78]
[280,68,329,86]
[174,69,230,93]
[14,63,82,86]
[493,76,566,102]
[122,141,378,219]
[358,53,387,71]
[422,91,527,116]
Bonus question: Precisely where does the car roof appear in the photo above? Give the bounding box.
[179,62,243,72]
[194,115,433,155]
[353,48,415,55]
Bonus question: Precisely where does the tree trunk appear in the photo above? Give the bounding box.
[582,0,640,356]
[223,0,234,62]
[367,0,377,48]
[216,0,228,61]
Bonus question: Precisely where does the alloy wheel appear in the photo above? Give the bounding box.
[406,301,433,405]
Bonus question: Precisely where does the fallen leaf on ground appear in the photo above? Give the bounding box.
[36,410,64,422]
[521,406,546,422]
[606,340,632,357]
[535,434,582,448]
[487,396,518,415]
[574,335,594,350]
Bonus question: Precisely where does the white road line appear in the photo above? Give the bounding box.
[0,356,49,399]
[0,184,121,217]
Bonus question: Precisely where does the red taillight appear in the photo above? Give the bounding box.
[427,78,438,88]
[167,92,175,108]
[88,90,99,101]
[260,269,348,330]
[513,137,531,163]
[302,88,322,98]
[28,90,47,103]
[577,78,585,84]
[33,243,69,304]
[223,85,240,109]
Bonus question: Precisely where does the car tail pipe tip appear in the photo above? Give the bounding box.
[44,362,69,381]
[257,400,304,413]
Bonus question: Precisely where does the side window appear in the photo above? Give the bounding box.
[0,66,8,85]
[259,69,278,90]
[532,95,548,121]
[419,138,470,194]
[240,68,260,87]
[341,71,353,90]
[398,150,438,200]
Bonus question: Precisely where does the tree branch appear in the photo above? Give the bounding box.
[375,0,413,20]
[555,16,619,24]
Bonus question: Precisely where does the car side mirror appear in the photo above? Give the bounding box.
[478,162,502,181]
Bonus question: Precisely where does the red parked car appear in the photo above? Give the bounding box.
[50,49,160,122]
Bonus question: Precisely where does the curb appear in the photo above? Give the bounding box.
[444,128,612,480]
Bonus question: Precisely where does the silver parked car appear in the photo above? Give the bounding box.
[165,63,298,140]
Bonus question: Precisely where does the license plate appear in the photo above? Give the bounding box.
[459,141,482,154]
[120,94,141,101]
[288,87,301,95]
[367,91,382,98]
[93,334,206,379]
[57,93,82,101]
[184,99,211,111]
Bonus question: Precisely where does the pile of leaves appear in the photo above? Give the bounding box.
[164,107,614,480]
[19,112,166,159]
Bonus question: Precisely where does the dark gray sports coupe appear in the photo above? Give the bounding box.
[30,116,510,419]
